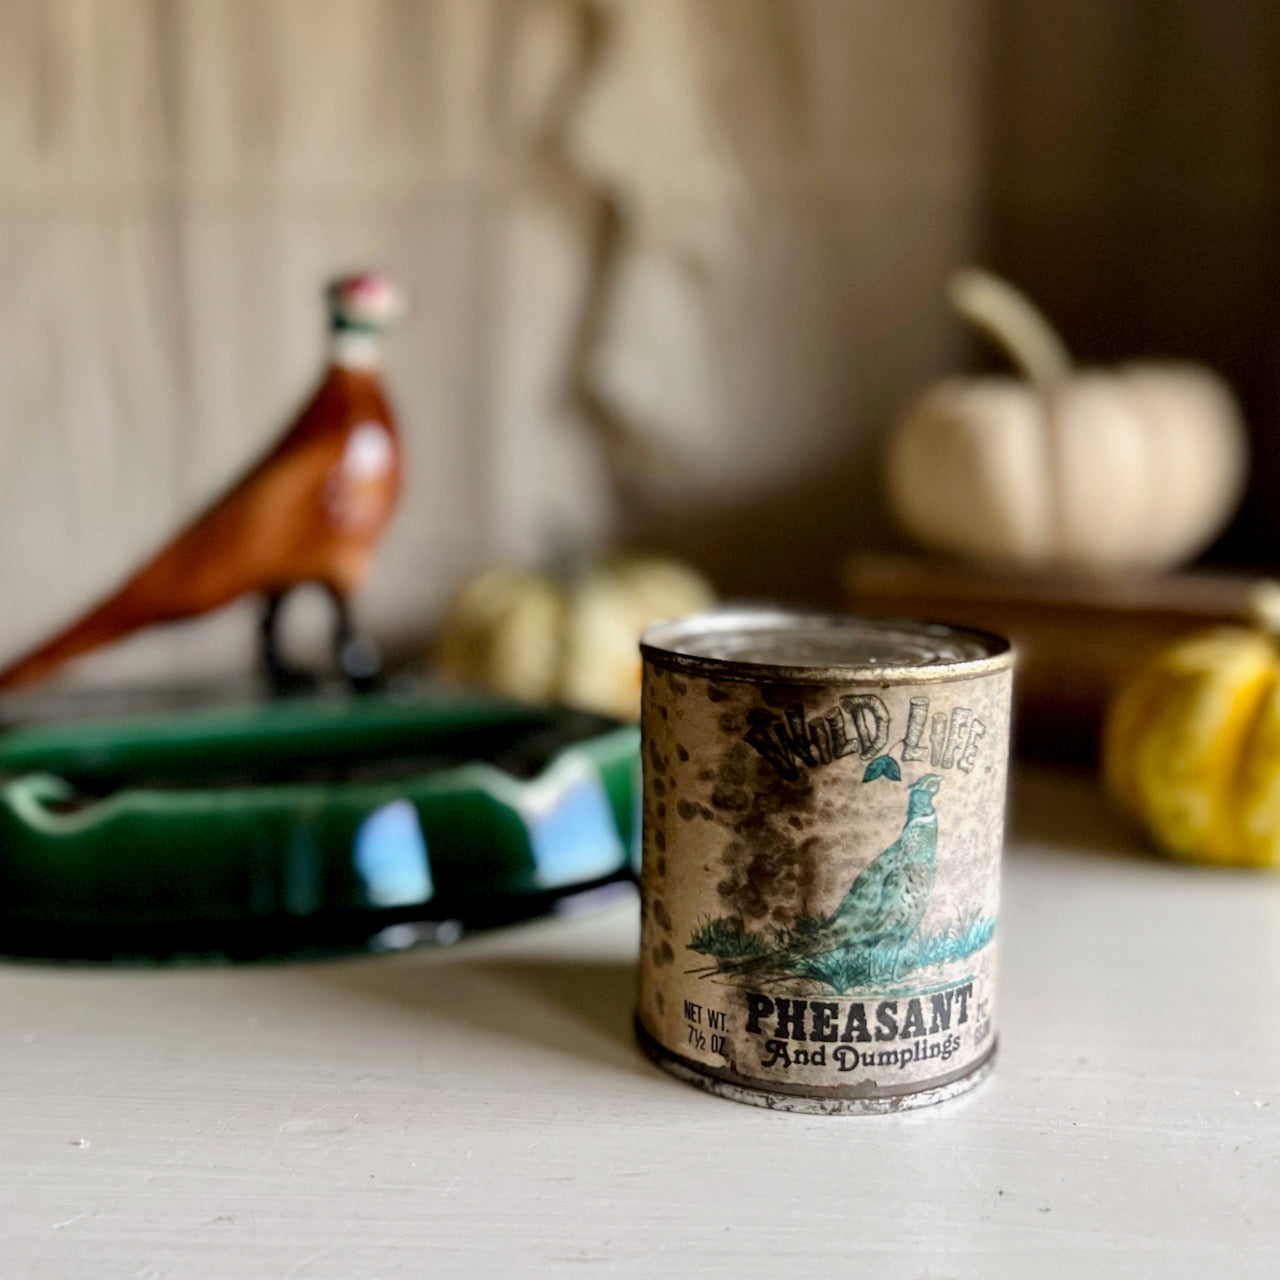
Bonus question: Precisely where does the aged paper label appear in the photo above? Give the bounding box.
[638,663,1012,1102]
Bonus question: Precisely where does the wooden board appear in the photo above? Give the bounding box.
[845,553,1265,761]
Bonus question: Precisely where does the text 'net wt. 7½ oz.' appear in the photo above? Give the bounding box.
[636,610,1014,1114]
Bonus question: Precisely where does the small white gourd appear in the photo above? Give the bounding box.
[434,555,716,721]
[887,269,1249,573]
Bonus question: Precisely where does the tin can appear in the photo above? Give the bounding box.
[636,610,1013,1113]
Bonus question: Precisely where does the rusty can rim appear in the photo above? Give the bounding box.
[641,608,1014,687]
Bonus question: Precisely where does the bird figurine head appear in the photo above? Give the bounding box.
[907,772,943,817]
[328,273,405,333]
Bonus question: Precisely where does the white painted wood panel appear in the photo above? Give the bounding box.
[0,0,982,683]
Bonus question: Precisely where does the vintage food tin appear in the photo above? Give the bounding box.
[636,610,1013,1113]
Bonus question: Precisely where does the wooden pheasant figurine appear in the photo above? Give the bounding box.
[0,273,405,693]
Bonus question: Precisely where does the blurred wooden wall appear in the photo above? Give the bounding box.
[979,0,1280,570]
[0,0,1275,686]
[0,0,986,683]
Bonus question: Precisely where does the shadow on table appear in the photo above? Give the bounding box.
[316,948,655,1079]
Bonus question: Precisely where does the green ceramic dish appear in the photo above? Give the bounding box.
[0,690,639,961]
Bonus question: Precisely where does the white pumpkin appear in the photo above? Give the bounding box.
[887,269,1249,573]
[434,555,716,721]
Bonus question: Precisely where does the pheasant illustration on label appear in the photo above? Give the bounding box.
[686,773,995,995]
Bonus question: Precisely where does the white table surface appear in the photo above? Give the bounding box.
[3,768,1277,1279]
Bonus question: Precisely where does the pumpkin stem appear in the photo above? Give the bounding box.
[947,268,1073,386]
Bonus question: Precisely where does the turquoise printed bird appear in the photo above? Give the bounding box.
[821,772,942,952]
[699,773,943,981]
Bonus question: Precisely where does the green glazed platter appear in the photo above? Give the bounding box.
[0,687,639,962]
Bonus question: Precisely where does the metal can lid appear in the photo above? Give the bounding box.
[641,609,1013,685]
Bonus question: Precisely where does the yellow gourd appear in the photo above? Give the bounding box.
[1104,594,1280,868]
[434,555,716,721]
[887,269,1248,573]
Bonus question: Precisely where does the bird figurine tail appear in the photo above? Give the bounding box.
[0,273,405,693]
